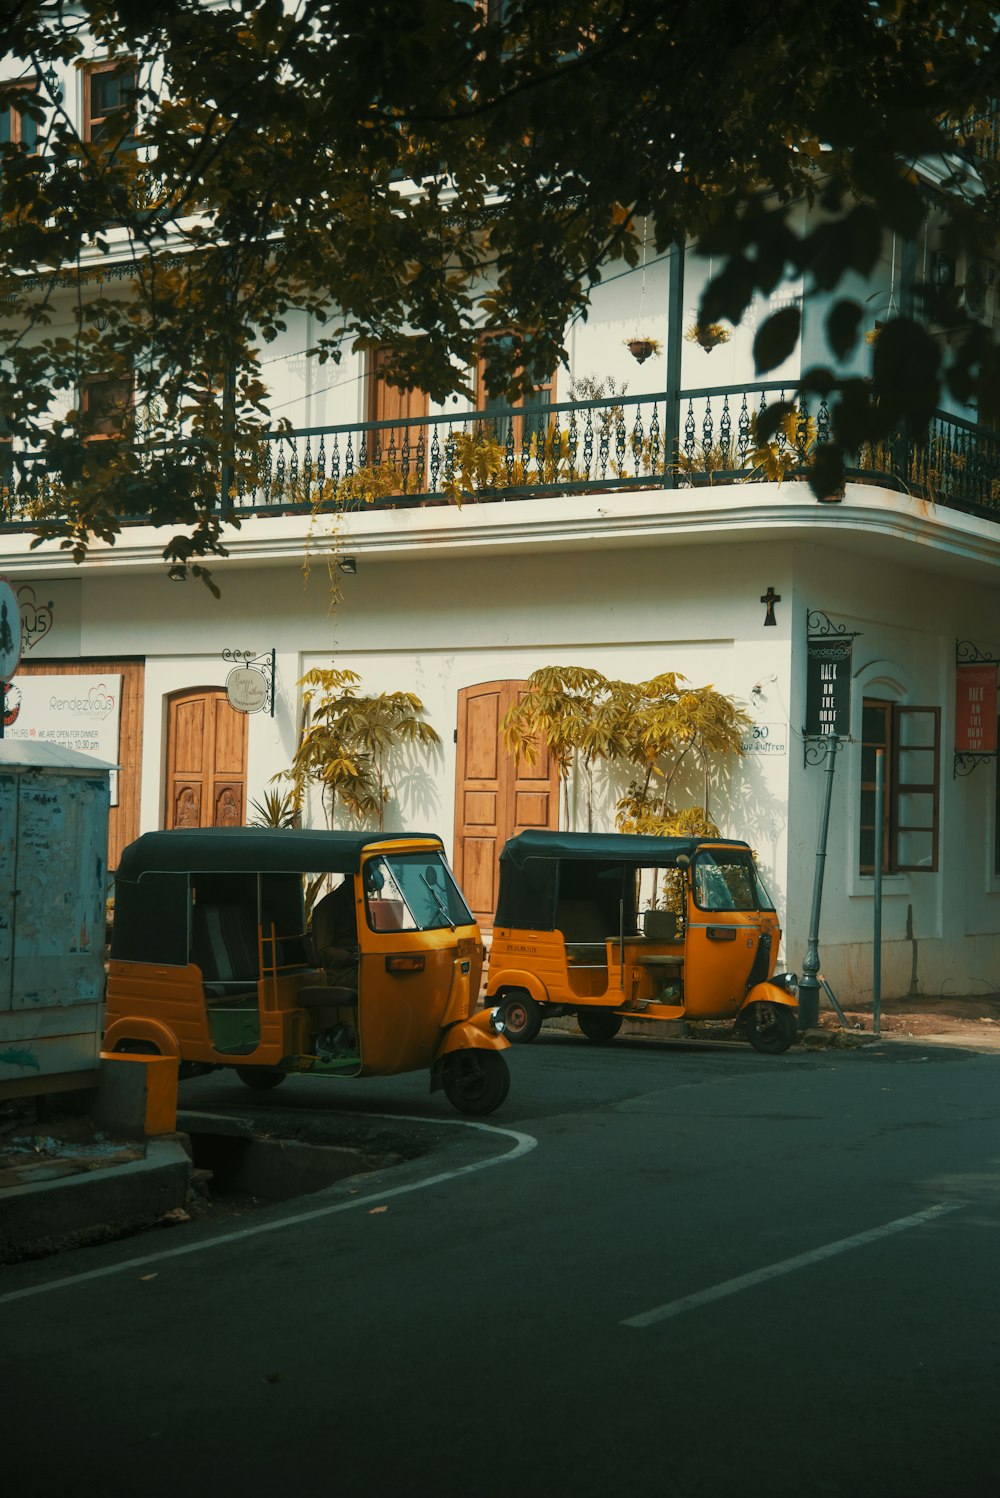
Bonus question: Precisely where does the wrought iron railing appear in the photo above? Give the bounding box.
[3,384,1000,527]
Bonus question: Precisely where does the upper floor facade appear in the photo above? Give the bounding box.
[2,13,1000,574]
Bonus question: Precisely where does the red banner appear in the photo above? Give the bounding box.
[955,663,998,754]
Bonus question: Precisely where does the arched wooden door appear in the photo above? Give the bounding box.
[165,687,248,829]
[453,680,560,926]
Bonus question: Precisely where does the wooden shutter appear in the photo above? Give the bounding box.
[892,706,940,873]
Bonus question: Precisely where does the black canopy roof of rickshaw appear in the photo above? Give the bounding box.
[115,827,443,883]
[498,829,752,869]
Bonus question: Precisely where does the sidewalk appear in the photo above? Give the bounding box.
[3,992,1000,1265]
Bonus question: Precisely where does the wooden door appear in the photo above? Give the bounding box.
[365,347,431,498]
[165,687,247,829]
[453,680,559,926]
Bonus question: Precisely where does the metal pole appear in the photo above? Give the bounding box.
[798,734,839,1030]
[873,747,884,1035]
[663,240,685,489]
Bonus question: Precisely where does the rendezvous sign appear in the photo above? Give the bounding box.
[4,673,122,802]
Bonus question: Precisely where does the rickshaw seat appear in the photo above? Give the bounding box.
[641,909,679,941]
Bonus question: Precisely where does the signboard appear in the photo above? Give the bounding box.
[4,673,122,804]
[226,665,269,714]
[739,723,787,756]
[955,663,997,755]
[0,577,23,683]
[805,637,853,738]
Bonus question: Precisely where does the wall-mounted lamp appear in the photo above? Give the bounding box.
[42,65,62,103]
[338,557,357,575]
[168,564,187,583]
[750,674,777,704]
[932,252,956,292]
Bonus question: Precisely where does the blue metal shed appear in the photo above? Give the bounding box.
[0,741,114,1098]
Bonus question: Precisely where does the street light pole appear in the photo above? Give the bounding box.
[798,734,840,1030]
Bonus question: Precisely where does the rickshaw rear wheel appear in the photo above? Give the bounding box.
[443,1050,510,1115]
[500,989,543,1044]
[577,1008,623,1043]
[744,1001,797,1054]
[235,1066,288,1090]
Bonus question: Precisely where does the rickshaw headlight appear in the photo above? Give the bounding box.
[489,1006,506,1035]
[773,971,798,993]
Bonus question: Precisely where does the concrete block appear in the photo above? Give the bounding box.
[91,1053,180,1140]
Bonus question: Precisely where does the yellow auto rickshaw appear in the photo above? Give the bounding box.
[104,827,510,1113]
[486,830,797,1053]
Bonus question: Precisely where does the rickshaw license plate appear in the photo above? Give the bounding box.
[457,937,478,959]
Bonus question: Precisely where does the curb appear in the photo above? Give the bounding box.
[541,1014,877,1050]
[0,1136,191,1265]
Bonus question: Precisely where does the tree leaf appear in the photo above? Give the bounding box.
[753,308,801,374]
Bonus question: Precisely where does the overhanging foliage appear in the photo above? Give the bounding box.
[2,0,999,576]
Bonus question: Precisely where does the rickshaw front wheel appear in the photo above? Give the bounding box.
[235,1066,288,1091]
[743,1002,797,1055]
[443,1050,510,1115]
[577,1008,623,1043]
[501,989,544,1044]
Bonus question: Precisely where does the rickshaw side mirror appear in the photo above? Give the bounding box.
[364,864,385,893]
[676,854,691,870]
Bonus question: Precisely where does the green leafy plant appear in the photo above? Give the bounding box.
[247,789,298,828]
[502,665,749,833]
[279,667,439,829]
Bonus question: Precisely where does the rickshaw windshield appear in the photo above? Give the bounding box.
[364,852,472,931]
[691,850,774,912]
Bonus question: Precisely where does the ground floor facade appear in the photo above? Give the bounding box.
[4,480,1000,1003]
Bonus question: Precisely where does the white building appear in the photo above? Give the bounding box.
[3,38,1000,1008]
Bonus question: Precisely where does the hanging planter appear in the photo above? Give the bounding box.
[685,322,731,353]
[625,336,661,365]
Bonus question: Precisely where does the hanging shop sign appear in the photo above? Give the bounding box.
[955,663,998,755]
[223,648,275,716]
[803,610,862,763]
[954,642,1000,776]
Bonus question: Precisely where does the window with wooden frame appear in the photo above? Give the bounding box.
[860,698,940,874]
[80,373,134,441]
[475,332,556,450]
[0,82,41,153]
[83,59,138,148]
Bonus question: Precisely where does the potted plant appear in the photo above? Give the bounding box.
[625,336,662,364]
[685,322,731,353]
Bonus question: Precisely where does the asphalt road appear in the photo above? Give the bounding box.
[4,1031,1000,1498]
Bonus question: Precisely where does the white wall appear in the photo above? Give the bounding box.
[785,541,1000,999]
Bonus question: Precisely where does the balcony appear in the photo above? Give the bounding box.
[2,382,1000,530]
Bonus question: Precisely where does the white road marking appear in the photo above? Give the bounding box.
[0,1113,537,1306]
[621,1201,963,1327]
